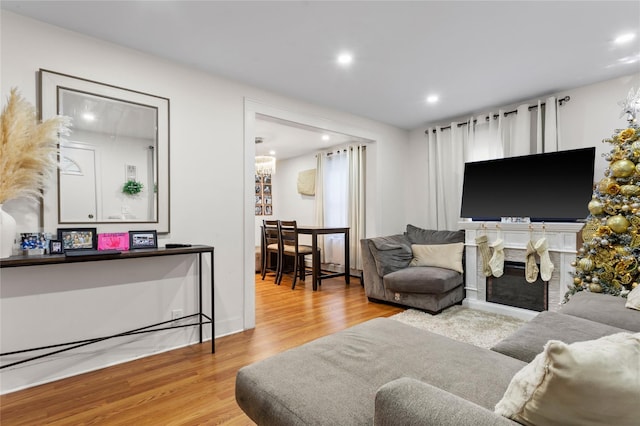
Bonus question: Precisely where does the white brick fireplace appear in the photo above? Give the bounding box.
[459,221,584,320]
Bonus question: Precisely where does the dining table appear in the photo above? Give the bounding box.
[297,225,350,291]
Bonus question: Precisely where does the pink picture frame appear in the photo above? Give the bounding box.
[98,232,130,251]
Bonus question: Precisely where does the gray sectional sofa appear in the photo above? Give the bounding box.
[235,291,639,425]
[361,225,465,313]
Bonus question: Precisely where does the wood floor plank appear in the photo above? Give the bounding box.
[0,274,402,425]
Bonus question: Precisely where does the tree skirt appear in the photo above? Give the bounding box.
[389,305,527,349]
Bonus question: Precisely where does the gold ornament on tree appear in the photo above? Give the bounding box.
[588,199,604,215]
[610,159,635,177]
[607,215,631,234]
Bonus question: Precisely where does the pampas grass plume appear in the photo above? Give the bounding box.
[0,88,70,204]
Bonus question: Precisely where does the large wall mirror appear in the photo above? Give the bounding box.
[40,70,170,233]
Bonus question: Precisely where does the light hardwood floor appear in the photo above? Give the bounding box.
[0,273,402,425]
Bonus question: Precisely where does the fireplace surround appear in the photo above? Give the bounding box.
[459,221,584,320]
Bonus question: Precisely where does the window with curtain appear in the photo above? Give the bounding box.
[322,150,348,265]
[315,145,366,270]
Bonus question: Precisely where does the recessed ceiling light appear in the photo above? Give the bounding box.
[426,95,439,104]
[82,112,96,121]
[269,150,276,155]
[337,52,353,66]
[614,33,636,44]
[322,134,330,141]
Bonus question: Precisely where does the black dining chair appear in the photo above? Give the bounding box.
[261,220,280,282]
[277,220,318,289]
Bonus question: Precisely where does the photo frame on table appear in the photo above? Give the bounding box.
[57,228,98,251]
[129,230,158,249]
[98,232,130,251]
[49,240,64,254]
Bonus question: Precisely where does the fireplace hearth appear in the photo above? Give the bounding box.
[487,261,548,312]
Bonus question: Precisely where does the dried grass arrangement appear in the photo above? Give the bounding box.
[0,88,70,204]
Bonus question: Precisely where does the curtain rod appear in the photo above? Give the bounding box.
[425,96,570,134]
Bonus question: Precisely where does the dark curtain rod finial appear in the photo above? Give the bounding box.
[424,96,571,134]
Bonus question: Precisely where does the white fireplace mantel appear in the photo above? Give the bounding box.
[459,220,584,320]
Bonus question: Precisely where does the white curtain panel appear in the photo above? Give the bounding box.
[427,125,466,230]
[318,145,366,269]
[314,152,325,261]
[322,150,348,265]
[466,113,503,162]
[544,96,559,152]
[347,145,366,270]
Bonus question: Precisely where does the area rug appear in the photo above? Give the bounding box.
[389,305,527,349]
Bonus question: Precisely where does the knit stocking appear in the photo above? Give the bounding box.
[475,234,492,277]
[489,239,505,277]
[535,237,554,281]
[525,240,539,283]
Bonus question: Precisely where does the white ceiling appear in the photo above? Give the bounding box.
[3,1,640,156]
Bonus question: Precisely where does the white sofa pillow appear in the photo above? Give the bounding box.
[409,243,464,273]
[495,332,640,426]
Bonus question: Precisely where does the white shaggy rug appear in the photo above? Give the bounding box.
[389,305,527,349]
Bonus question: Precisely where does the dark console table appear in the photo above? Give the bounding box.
[0,245,214,369]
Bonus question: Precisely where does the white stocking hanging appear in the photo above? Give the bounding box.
[535,237,554,281]
[525,240,539,283]
[475,234,492,277]
[489,239,505,277]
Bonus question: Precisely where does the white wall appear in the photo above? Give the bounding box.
[406,73,640,227]
[0,11,409,393]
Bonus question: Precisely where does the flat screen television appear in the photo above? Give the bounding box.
[460,147,595,222]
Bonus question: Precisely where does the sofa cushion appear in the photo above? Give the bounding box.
[405,224,464,245]
[495,332,640,426]
[367,234,413,276]
[236,318,526,426]
[384,266,463,294]
[559,291,640,332]
[409,242,464,273]
[491,311,629,362]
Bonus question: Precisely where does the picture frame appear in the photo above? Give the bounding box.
[49,240,64,254]
[98,232,130,251]
[129,230,158,249]
[57,228,98,251]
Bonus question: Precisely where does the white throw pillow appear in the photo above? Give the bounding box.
[409,243,464,273]
[625,285,640,310]
[495,332,640,426]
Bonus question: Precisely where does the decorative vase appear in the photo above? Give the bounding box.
[0,204,17,258]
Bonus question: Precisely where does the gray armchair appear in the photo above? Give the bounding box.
[360,224,465,313]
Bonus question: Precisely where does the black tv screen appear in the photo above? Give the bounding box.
[460,147,595,222]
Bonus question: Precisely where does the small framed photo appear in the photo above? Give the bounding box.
[49,240,64,254]
[255,205,263,215]
[129,230,158,249]
[57,228,97,251]
[98,232,129,251]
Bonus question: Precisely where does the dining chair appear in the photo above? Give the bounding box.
[261,219,280,282]
[277,220,317,289]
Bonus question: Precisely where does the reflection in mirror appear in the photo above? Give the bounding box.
[39,70,170,233]
[58,89,158,222]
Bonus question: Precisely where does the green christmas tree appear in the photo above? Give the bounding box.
[565,88,640,301]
